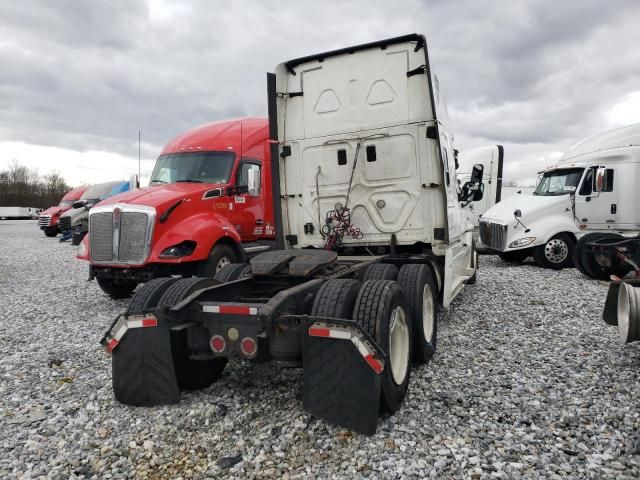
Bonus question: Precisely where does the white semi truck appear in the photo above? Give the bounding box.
[100,34,480,435]
[457,145,504,250]
[479,123,640,269]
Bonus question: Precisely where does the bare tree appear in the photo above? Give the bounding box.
[0,161,71,208]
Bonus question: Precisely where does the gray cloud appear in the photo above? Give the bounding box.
[0,0,639,185]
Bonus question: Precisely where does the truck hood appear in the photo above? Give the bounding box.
[481,193,572,224]
[42,206,67,216]
[96,183,225,209]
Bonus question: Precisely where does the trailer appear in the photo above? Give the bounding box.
[101,34,480,434]
[0,207,40,220]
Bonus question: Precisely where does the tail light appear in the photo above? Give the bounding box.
[240,337,257,358]
[210,335,226,353]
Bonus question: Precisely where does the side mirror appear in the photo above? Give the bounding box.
[472,183,485,201]
[72,200,87,209]
[514,209,522,218]
[129,174,139,190]
[470,164,484,184]
[594,167,606,193]
[247,167,260,197]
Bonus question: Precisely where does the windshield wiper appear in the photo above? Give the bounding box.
[150,179,167,184]
[176,179,204,183]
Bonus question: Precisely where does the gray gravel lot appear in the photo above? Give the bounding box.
[0,220,639,479]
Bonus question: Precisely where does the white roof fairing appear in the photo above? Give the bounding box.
[561,122,640,161]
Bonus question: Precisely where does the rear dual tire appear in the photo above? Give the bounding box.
[573,233,630,280]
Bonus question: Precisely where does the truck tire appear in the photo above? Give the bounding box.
[397,264,437,363]
[353,280,411,414]
[574,233,629,280]
[197,244,238,278]
[96,277,138,299]
[363,263,398,281]
[311,279,361,318]
[498,249,530,264]
[533,233,575,270]
[43,228,57,237]
[214,263,251,283]
[112,277,182,406]
[157,278,228,390]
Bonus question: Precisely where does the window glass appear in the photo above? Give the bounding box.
[442,148,450,185]
[579,169,593,195]
[534,168,584,196]
[150,151,235,185]
[602,169,614,192]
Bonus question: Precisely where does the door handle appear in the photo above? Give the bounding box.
[585,197,591,202]
[611,204,617,214]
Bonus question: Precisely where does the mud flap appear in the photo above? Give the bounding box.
[603,283,621,326]
[302,320,383,435]
[105,310,180,406]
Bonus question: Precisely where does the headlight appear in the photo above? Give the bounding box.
[509,237,536,248]
[159,240,197,258]
[78,241,87,256]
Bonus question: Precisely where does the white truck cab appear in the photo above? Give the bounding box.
[480,122,640,269]
[457,145,504,250]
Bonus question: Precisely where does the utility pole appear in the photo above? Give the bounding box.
[138,130,141,187]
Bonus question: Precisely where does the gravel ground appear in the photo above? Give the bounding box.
[0,220,639,479]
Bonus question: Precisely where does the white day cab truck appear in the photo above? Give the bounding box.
[457,145,504,251]
[479,122,640,269]
[100,34,482,435]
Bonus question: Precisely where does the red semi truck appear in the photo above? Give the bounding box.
[37,186,88,237]
[77,117,275,297]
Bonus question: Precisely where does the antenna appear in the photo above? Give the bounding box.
[138,130,141,187]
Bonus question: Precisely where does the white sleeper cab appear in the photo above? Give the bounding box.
[480,122,640,269]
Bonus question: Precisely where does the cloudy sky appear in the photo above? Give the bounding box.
[1,0,639,187]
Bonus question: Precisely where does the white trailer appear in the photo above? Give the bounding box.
[0,207,40,219]
[479,122,640,269]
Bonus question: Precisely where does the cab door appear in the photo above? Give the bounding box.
[233,159,264,241]
[574,166,618,229]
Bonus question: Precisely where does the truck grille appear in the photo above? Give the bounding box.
[59,216,71,232]
[38,215,51,227]
[479,221,508,251]
[89,205,155,265]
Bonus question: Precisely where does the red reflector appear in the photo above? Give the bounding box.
[210,335,226,353]
[240,337,257,356]
[106,338,119,354]
[308,327,331,337]
[364,354,383,374]
[219,305,252,315]
[141,317,158,328]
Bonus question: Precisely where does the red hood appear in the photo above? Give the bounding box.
[96,182,227,210]
[42,205,69,216]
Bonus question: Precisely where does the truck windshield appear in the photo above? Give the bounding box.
[149,152,235,185]
[533,168,584,196]
[58,200,74,207]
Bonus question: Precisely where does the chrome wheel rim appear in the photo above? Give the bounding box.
[544,238,568,263]
[422,284,435,343]
[389,306,410,385]
[216,256,232,272]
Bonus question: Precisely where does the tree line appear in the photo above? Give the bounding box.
[0,161,72,208]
